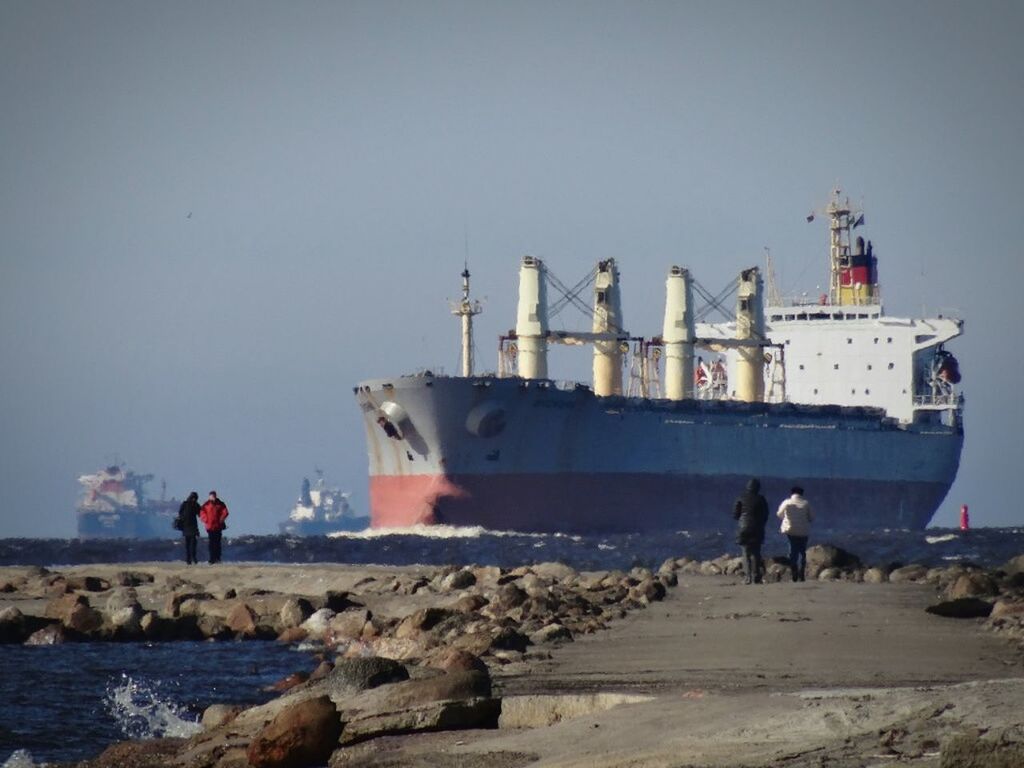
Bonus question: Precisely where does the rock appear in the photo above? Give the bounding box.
[226,602,259,636]
[940,731,1024,768]
[108,604,146,636]
[279,597,315,629]
[452,594,488,614]
[66,575,111,592]
[25,623,71,645]
[324,590,358,613]
[45,593,90,621]
[471,565,503,585]
[309,660,334,681]
[341,697,500,745]
[327,608,372,643]
[64,602,104,634]
[817,567,841,582]
[493,583,528,612]
[990,599,1024,619]
[277,627,309,644]
[947,572,1000,600]
[889,564,929,584]
[321,656,409,695]
[658,571,679,588]
[395,607,453,639]
[631,578,667,604]
[246,694,342,768]
[201,703,244,729]
[354,669,492,711]
[428,649,489,675]
[530,623,573,644]
[926,598,993,619]
[85,737,186,767]
[0,606,28,643]
[490,626,530,653]
[114,570,154,587]
[300,608,336,640]
[805,544,861,578]
[1000,554,1024,576]
[441,569,477,590]
[267,672,309,693]
[863,567,889,584]
[196,614,231,640]
[164,591,214,618]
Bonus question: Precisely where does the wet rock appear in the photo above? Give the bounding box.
[25,623,71,645]
[202,702,244,729]
[926,597,993,619]
[947,572,1000,600]
[64,602,104,634]
[277,627,309,644]
[279,597,315,629]
[246,694,342,768]
[226,602,259,636]
[80,737,186,767]
[267,671,309,693]
[0,606,32,643]
[196,614,231,639]
[321,656,409,695]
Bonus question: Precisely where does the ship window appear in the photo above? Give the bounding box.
[799,364,805,370]
[740,298,750,311]
[797,313,807,320]
[597,290,607,303]
[867,364,872,370]
[887,337,893,343]
[859,314,868,319]
[847,338,852,344]
[888,362,894,369]
[813,388,818,395]
[851,388,856,395]
[833,363,839,370]
[785,314,795,321]
[865,389,870,395]
[874,337,879,344]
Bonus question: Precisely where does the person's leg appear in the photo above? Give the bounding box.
[207,530,219,564]
[752,542,764,583]
[787,535,799,581]
[741,545,752,583]
[795,536,808,581]
[187,535,197,564]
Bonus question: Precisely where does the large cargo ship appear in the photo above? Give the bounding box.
[76,464,180,539]
[355,191,963,532]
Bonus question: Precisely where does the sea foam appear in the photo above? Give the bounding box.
[105,674,203,740]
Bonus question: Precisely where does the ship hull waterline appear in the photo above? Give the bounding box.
[357,375,963,534]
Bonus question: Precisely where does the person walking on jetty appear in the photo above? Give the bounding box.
[734,478,769,584]
[777,486,814,582]
[200,490,229,564]
[176,491,202,565]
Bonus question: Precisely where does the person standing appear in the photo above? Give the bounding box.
[733,478,769,584]
[777,486,814,582]
[200,490,229,564]
[176,491,201,565]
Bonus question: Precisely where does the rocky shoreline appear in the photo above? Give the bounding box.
[1,545,1023,767]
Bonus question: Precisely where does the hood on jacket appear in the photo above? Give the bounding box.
[746,478,761,493]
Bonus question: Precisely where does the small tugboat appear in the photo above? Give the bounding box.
[279,470,367,535]
[77,464,179,539]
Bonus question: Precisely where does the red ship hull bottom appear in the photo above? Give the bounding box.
[369,472,950,533]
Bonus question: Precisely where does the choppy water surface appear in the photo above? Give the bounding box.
[0,642,311,765]
[1,526,1022,570]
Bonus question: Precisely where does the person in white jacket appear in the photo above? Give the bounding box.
[776,487,814,582]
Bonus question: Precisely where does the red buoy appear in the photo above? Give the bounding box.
[959,504,970,531]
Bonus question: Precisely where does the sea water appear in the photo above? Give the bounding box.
[1,525,1022,764]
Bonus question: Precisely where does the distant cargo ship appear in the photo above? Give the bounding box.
[355,190,963,532]
[279,471,368,535]
[77,464,179,539]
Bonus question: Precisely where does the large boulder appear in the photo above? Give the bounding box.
[44,593,90,621]
[395,607,453,640]
[279,597,314,630]
[108,603,146,637]
[321,656,409,696]
[947,572,1000,600]
[340,697,500,745]
[805,544,861,579]
[940,731,1024,768]
[1000,554,1024,576]
[888,564,929,584]
[65,575,111,592]
[64,602,104,634]
[225,602,260,637]
[25,623,72,645]
[300,608,336,640]
[441,568,477,590]
[246,694,342,768]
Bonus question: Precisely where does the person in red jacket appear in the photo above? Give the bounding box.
[199,490,229,564]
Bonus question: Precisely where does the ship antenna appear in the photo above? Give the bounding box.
[764,246,782,307]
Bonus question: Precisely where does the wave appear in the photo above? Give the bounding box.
[105,674,203,741]
[926,534,959,544]
[1,751,40,768]
[327,523,581,541]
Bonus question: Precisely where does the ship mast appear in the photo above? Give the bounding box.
[825,189,864,305]
[450,266,482,377]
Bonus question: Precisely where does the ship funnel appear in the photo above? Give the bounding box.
[515,255,548,379]
[592,259,624,396]
[734,267,765,403]
[662,266,695,400]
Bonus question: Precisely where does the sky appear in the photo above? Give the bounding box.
[1,1,1022,536]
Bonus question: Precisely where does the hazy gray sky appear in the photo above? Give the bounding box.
[2,1,1021,536]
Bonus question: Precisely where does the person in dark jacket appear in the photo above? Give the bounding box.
[199,491,229,564]
[733,477,769,584]
[176,491,201,564]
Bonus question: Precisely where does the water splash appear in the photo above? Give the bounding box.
[1,751,39,768]
[104,674,203,740]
